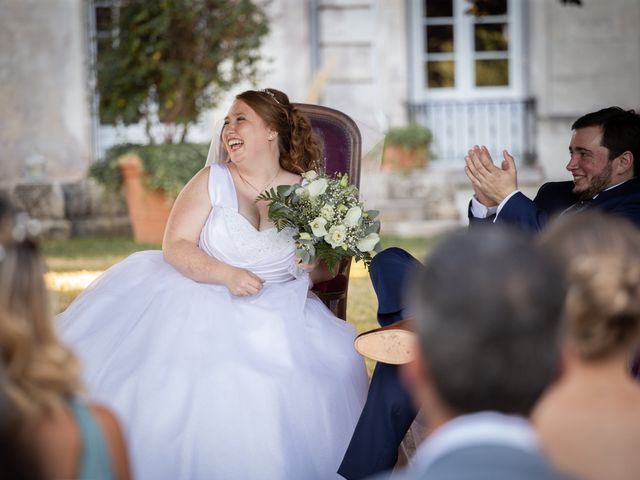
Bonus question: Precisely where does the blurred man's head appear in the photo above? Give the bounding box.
[404,227,566,424]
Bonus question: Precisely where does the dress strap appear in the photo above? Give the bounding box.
[207,163,238,209]
[69,398,114,480]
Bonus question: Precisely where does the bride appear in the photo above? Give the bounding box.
[58,88,368,480]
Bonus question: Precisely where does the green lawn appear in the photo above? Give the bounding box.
[44,234,437,375]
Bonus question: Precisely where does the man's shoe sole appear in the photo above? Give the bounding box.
[354,329,415,365]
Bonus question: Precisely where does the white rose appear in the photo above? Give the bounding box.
[324,224,347,248]
[309,217,328,237]
[295,187,305,196]
[303,170,318,181]
[307,178,328,198]
[320,204,335,221]
[356,233,380,253]
[343,206,362,227]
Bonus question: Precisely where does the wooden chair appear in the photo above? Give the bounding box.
[293,103,362,320]
[297,104,425,470]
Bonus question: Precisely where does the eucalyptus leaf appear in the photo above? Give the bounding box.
[295,248,311,264]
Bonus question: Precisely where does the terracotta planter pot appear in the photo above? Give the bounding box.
[382,145,428,172]
[118,154,172,244]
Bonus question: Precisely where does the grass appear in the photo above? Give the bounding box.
[42,236,161,272]
[43,234,438,375]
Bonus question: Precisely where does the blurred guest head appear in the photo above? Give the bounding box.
[0,195,81,425]
[0,361,44,479]
[539,211,640,360]
[404,226,566,422]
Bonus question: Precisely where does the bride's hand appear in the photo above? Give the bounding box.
[294,256,320,273]
[223,266,264,296]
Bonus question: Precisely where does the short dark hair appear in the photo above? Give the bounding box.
[572,107,640,176]
[410,226,566,416]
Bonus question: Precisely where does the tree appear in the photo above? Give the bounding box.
[97,0,269,143]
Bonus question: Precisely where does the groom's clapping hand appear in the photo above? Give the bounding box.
[464,145,518,206]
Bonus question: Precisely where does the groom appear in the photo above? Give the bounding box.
[465,106,640,231]
[338,106,640,479]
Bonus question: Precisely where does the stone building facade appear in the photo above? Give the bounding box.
[1,0,639,236]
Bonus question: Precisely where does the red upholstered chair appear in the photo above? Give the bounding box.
[293,103,362,320]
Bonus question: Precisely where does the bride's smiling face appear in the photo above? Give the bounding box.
[222,99,274,162]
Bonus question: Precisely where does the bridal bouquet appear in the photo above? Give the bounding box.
[257,170,381,273]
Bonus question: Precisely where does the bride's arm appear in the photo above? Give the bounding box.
[162,167,263,295]
[162,167,227,283]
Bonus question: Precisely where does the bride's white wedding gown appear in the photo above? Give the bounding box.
[58,163,368,480]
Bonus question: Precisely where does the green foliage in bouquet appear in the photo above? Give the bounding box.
[257,171,382,274]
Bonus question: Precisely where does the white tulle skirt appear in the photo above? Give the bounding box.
[58,251,368,480]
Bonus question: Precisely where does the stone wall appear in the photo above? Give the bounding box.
[2,180,130,239]
[317,0,409,128]
[360,169,462,237]
[0,0,91,185]
[529,0,640,180]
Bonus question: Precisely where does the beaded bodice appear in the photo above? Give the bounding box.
[198,164,298,283]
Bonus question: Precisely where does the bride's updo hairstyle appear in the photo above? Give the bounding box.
[0,197,81,426]
[538,211,640,360]
[235,88,322,174]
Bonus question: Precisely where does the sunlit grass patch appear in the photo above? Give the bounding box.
[42,236,160,273]
[45,270,102,291]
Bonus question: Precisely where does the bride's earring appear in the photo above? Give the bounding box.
[268,132,276,141]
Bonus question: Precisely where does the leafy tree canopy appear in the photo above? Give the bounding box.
[97,0,269,143]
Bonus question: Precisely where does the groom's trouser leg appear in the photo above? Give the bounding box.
[338,248,421,480]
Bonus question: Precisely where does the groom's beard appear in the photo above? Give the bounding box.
[572,160,613,201]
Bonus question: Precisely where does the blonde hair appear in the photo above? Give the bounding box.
[0,211,81,426]
[539,211,640,359]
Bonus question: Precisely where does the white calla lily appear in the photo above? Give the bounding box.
[356,233,380,253]
[343,206,362,227]
[309,217,328,237]
[307,178,328,198]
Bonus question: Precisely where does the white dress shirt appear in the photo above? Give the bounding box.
[408,411,540,474]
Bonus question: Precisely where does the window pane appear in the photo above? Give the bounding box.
[95,7,113,32]
[475,24,508,52]
[425,25,454,53]
[426,61,455,88]
[425,0,453,17]
[475,59,509,86]
[475,0,507,15]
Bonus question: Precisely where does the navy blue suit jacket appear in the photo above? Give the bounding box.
[469,178,640,233]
